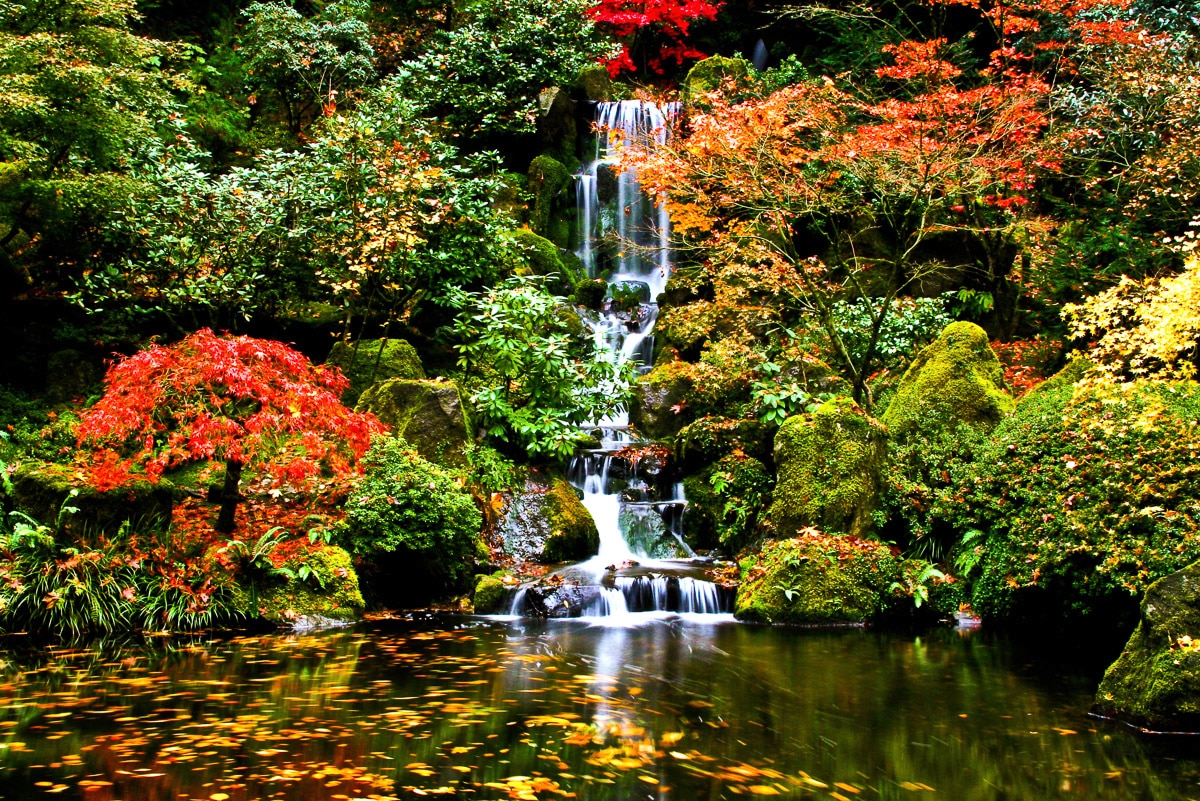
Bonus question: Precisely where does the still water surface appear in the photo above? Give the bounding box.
[0,616,1197,800]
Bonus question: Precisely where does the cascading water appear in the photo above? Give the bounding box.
[506,100,733,620]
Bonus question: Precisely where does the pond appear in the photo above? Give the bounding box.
[0,616,1198,800]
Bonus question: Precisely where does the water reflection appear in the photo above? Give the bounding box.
[0,620,1197,799]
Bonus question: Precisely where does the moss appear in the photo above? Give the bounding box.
[527,154,572,243]
[630,361,696,440]
[574,64,613,101]
[326,338,425,405]
[734,533,901,625]
[573,279,607,310]
[355,379,472,467]
[541,479,599,562]
[1095,560,1200,732]
[237,545,365,625]
[473,573,508,614]
[675,416,773,472]
[11,462,174,536]
[881,321,1014,441]
[683,55,752,100]
[767,398,887,538]
[508,228,578,295]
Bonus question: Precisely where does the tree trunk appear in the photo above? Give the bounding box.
[216,459,243,534]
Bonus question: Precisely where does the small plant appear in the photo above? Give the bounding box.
[221,527,294,612]
[890,563,947,609]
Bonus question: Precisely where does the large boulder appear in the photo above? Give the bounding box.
[1095,560,1200,732]
[735,533,902,625]
[506,228,580,295]
[881,321,1014,441]
[768,397,887,538]
[11,462,174,535]
[356,379,471,467]
[683,55,751,100]
[527,154,572,247]
[630,362,694,440]
[499,474,599,564]
[326,338,425,406]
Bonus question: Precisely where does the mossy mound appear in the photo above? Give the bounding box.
[768,398,887,538]
[683,55,751,100]
[881,321,1014,441]
[507,228,579,295]
[1095,560,1200,732]
[356,379,471,467]
[937,378,1200,630]
[326,338,425,405]
[676,416,773,472]
[527,154,572,245]
[11,462,174,536]
[235,545,365,626]
[574,64,613,101]
[472,573,509,614]
[499,474,599,564]
[630,362,695,440]
[735,532,902,625]
[574,278,607,310]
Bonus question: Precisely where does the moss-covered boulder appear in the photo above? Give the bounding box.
[473,573,509,614]
[1095,560,1200,732]
[499,474,599,564]
[682,451,773,552]
[507,228,579,295]
[676,416,773,472]
[630,362,695,440]
[574,64,613,101]
[574,278,607,310]
[768,398,887,538]
[356,379,471,467]
[527,154,572,246]
[11,462,174,535]
[735,533,902,624]
[881,321,1014,441]
[683,55,751,100]
[326,338,425,406]
[234,545,365,626]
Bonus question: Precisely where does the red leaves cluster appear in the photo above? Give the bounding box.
[76,329,386,490]
[588,0,722,76]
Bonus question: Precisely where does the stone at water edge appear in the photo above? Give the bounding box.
[497,474,599,564]
[1095,560,1200,732]
[472,574,508,614]
[768,397,886,539]
[880,320,1014,442]
[355,378,471,468]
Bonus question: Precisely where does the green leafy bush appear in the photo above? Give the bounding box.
[936,377,1200,624]
[452,276,631,458]
[341,437,482,594]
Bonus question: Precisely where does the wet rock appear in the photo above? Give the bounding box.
[472,574,509,614]
[610,280,651,310]
[1095,560,1200,732]
[499,474,599,564]
[355,378,471,467]
[629,363,694,440]
[513,582,604,618]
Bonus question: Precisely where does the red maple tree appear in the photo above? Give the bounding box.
[76,329,385,533]
[588,0,722,76]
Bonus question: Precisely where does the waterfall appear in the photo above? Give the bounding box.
[501,101,734,621]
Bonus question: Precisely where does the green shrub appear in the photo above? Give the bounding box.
[341,437,482,594]
[936,378,1200,624]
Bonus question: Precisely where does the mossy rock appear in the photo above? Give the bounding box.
[11,462,174,536]
[574,64,613,101]
[676,416,773,473]
[326,338,425,406]
[234,545,365,626]
[473,573,509,614]
[880,321,1014,441]
[735,533,902,625]
[499,474,599,564]
[356,379,471,467]
[683,56,751,100]
[507,228,579,295]
[768,398,886,538]
[1095,560,1200,732]
[527,154,572,244]
[574,278,607,310]
[630,362,695,440]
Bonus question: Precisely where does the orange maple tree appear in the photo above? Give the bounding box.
[77,329,385,533]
